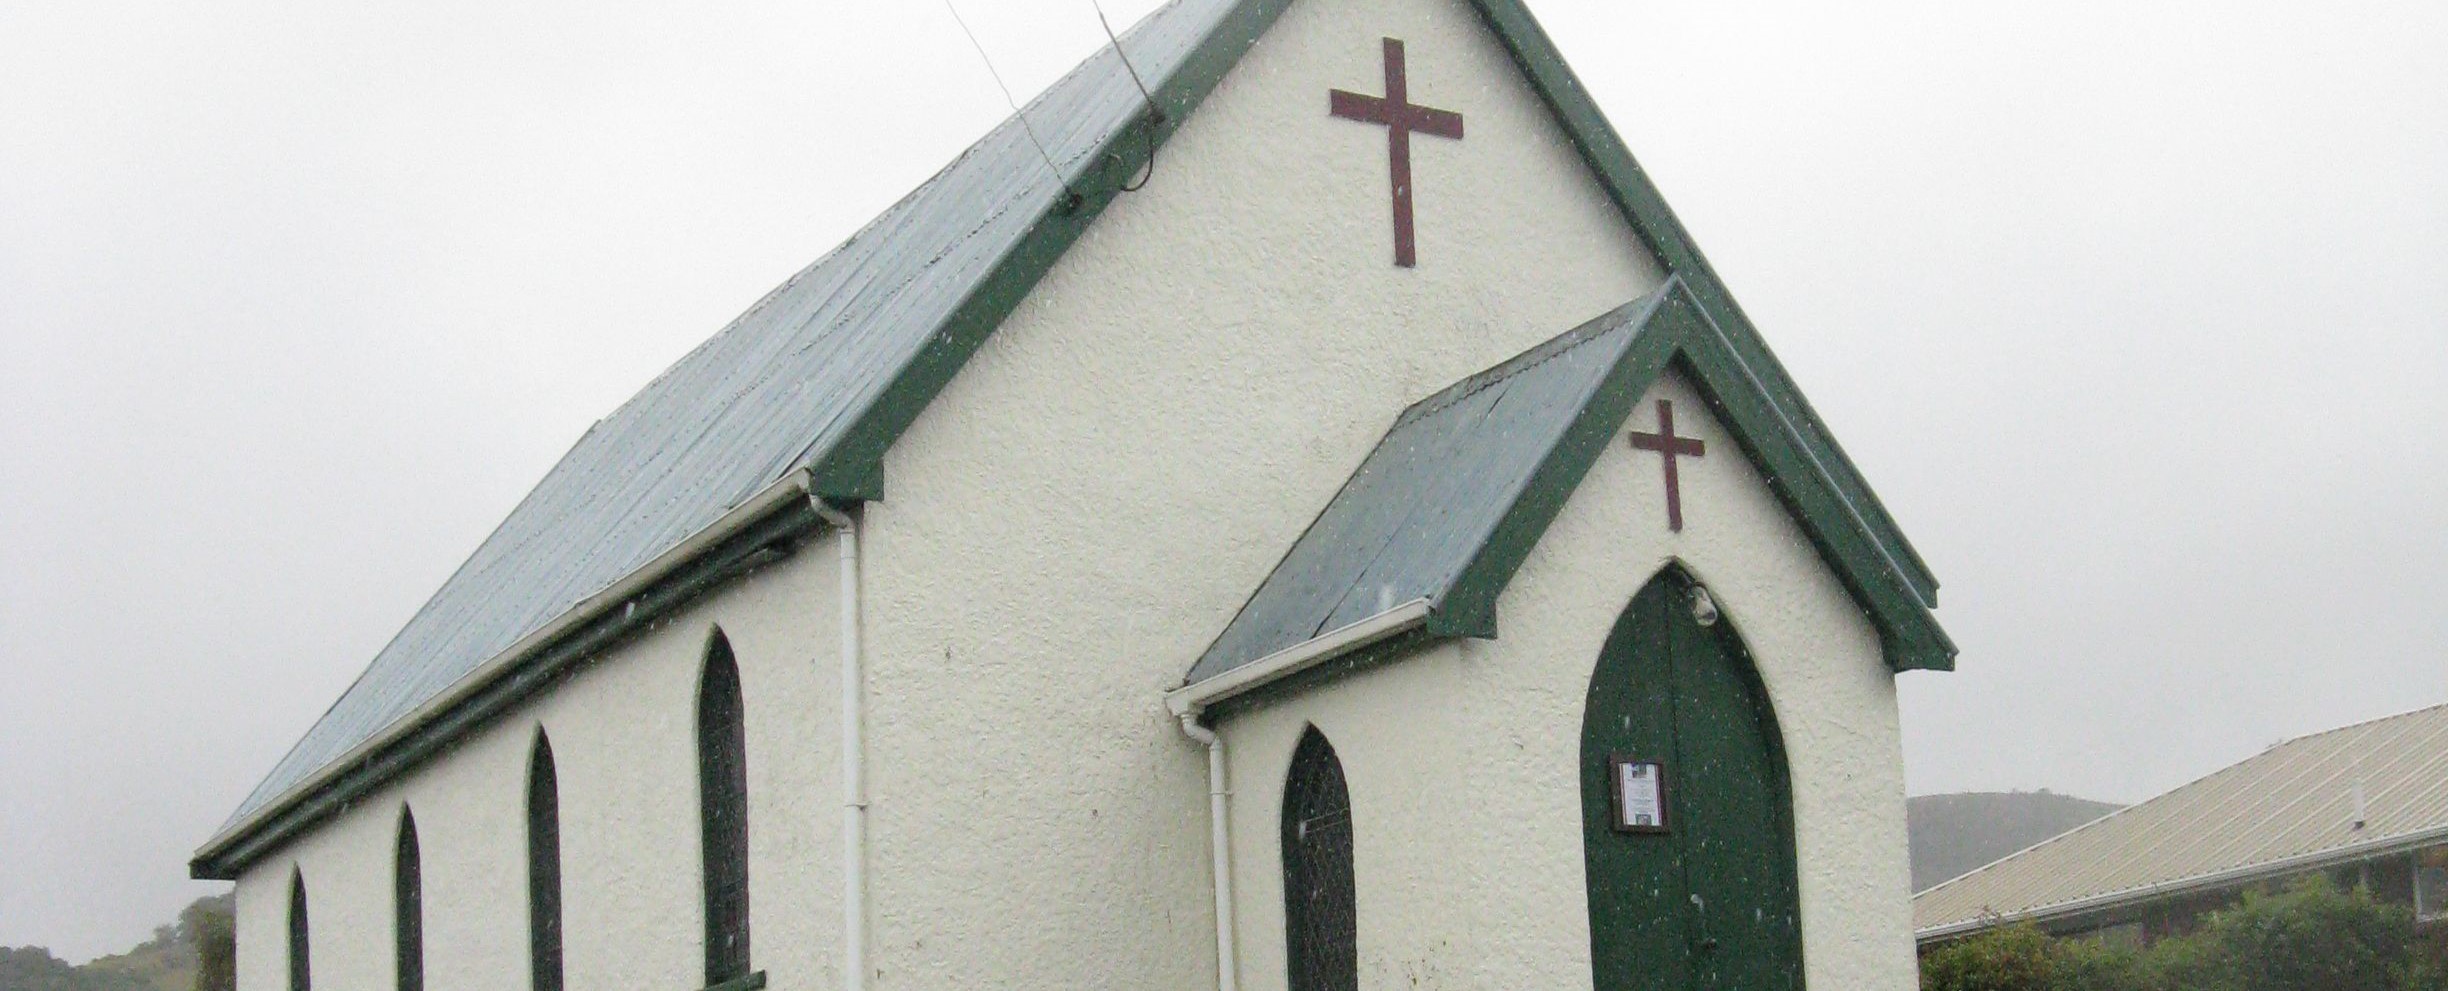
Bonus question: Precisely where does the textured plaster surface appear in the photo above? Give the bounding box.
[231,859,278,991]
[1218,373,1917,991]
[229,0,1916,986]
[855,0,1658,986]
[230,541,844,991]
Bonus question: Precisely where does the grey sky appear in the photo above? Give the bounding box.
[3,0,2441,964]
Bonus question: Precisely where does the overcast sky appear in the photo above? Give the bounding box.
[4,0,2442,963]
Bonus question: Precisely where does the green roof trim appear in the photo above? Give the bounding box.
[193,0,1297,883]
[198,0,1951,882]
[844,0,1951,671]
[806,0,1296,500]
[1465,0,1940,607]
[823,0,1941,604]
[194,496,825,879]
[1672,298,1955,670]
[1186,279,1952,688]
[1428,295,1677,642]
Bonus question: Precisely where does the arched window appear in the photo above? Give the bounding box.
[697,631,751,983]
[395,808,423,991]
[1281,727,1356,991]
[528,731,564,991]
[288,869,311,991]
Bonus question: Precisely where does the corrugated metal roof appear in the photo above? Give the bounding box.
[1915,702,2448,935]
[1186,284,1677,685]
[223,0,1246,830]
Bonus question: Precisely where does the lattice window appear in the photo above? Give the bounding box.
[288,870,311,991]
[394,809,423,991]
[2418,847,2448,921]
[528,732,565,991]
[698,631,752,983]
[1282,727,1357,991]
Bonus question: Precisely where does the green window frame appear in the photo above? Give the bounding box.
[288,870,310,991]
[1282,727,1357,991]
[698,631,751,983]
[528,731,565,991]
[394,808,422,991]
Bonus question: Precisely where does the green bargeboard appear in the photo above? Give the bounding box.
[1582,570,1803,990]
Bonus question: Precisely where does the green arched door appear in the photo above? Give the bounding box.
[1582,569,1802,990]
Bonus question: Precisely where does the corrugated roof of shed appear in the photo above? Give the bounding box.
[225,0,1243,829]
[1187,284,1677,684]
[1915,702,2448,934]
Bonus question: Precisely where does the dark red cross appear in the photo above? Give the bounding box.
[1626,400,1706,532]
[1329,37,1464,268]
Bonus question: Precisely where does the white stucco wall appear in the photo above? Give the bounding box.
[856,0,1661,987]
[231,537,845,991]
[1215,372,1918,991]
[229,0,1919,988]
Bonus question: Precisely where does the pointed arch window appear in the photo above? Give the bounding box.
[288,870,311,991]
[395,808,423,991]
[1282,727,1357,991]
[528,731,565,991]
[698,631,751,983]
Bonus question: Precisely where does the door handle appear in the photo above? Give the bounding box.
[1690,893,1714,953]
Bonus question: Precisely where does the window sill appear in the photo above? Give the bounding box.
[703,971,766,991]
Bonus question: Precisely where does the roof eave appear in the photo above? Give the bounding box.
[191,470,830,880]
[1464,0,1944,609]
[1915,821,2448,942]
[1167,598,1434,718]
[1486,283,1952,674]
[194,0,1303,882]
[1182,277,1951,697]
[206,0,1961,879]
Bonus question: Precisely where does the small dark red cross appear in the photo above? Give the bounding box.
[1329,37,1464,268]
[1626,400,1706,532]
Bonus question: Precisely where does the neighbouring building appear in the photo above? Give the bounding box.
[192,1,1957,989]
[1915,703,2448,947]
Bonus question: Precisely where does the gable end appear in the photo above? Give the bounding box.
[200,0,1950,882]
[1183,277,1952,716]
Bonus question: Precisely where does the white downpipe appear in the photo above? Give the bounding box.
[1177,713,1238,991]
[812,500,866,991]
[1158,600,1434,991]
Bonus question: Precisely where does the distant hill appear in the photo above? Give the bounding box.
[0,893,231,991]
[1910,791,2123,892]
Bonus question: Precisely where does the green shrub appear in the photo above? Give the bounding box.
[1920,877,2433,991]
[2186,876,2418,991]
[2054,933,2157,991]
[1920,924,2067,991]
[186,897,235,991]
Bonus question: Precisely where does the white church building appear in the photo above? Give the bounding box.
[192,1,1957,989]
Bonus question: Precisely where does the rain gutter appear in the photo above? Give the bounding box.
[1162,599,1432,991]
[1915,821,2448,943]
[192,469,836,880]
[1164,599,1433,719]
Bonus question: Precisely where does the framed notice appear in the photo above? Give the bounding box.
[1610,756,1669,834]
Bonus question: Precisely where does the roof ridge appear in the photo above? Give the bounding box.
[1184,282,1684,684]
[1917,732,2323,900]
[202,0,1255,862]
[1964,818,2448,927]
[610,15,1178,450]
[1917,701,2448,915]
[2268,699,2448,751]
[1393,282,1674,428]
